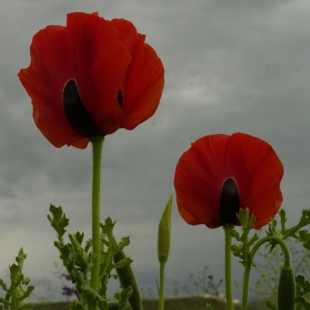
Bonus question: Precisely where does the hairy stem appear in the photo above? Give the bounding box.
[158,261,166,310]
[90,136,104,302]
[224,225,234,310]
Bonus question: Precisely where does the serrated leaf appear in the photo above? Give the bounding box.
[266,299,277,310]
[266,219,278,237]
[230,230,241,241]
[48,204,69,237]
[297,230,310,250]
[118,237,130,250]
[248,233,259,248]
[206,303,213,310]
[295,275,310,290]
[70,301,85,310]
[0,249,34,310]
[85,239,92,253]
[114,286,133,310]
[75,232,84,244]
[22,278,31,285]
[300,209,310,226]
[113,257,133,270]
[0,279,8,290]
[231,208,257,265]
[20,303,35,310]
[68,234,90,270]
[279,209,287,230]
[295,296,310,308]
[101,217,116,235]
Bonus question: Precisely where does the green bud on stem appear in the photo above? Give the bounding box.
[157,195,172,263]
[278,265,296,310]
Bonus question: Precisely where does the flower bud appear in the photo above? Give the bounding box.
[157,195,173,263]
[278,265,296,310]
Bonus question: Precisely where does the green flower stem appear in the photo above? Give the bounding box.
[250,236,291,271]
[241,253,251,310]
[90,136,104,292]
[241,235,292,310]
[224,225,234,310]
[158,261,166,310]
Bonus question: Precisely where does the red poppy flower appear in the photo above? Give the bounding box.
[174,133,284,229]
[18,12,164,149]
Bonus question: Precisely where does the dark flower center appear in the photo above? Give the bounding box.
[63,79,101,137]
[117,90,123,108]
[219,178,240,225]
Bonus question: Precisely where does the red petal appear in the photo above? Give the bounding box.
[66,13,131,135]
[174,134,232,228]
[18,25,89,148]
[230,133,284,229]
[110,19,139,54]
[111,19,164,129]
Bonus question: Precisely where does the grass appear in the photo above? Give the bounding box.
[28,297,242,310]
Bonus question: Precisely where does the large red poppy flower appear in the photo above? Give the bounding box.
[18,12,164,149]
[174,133,284,229]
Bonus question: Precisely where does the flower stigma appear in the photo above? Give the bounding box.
[219,177,240,225]
[63,79,101,137]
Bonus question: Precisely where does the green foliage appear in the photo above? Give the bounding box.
[112,236,141,310]
[230,208,310,310]
[0,249,34,310]
[48,204,135,310]
[261,209,310,309]
[295,275,310,309]
[265,300,277,310]
[47,205,69,238]
[266,209,310,244]
[164,266,226,310]
[230,209,259,266]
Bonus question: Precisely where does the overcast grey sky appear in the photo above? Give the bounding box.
[1,0,310,302]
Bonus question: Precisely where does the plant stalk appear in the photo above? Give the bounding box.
[224,225,234,310]
[158,261,166,310]
[90,136,104,294]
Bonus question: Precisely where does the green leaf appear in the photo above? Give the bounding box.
[118,236,130,250]
[299,209,310,226]
[295,274,310,292]
[295,274,310,309]
[48,213,140,310]
[0,278,8,291]
[47,204,69,238]
[297,230,310,250]
[70,301,85,310]
[279,209,287,231]
[69,233,91,270]
[0,249,34,310]
[230,230,241,241]
[206,303,213,310]
[295,296,310,309]
[114,286,133,310]
[280,208,310,241]
[266,299,277,310]
[231,208,256,265]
